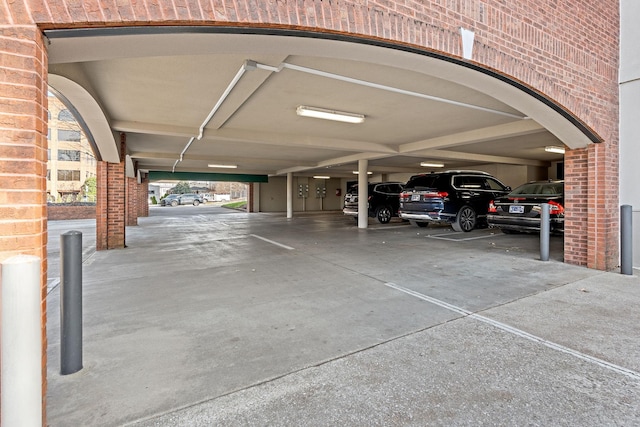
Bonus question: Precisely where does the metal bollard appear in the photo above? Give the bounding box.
[540,203,550,262]
[1,255,42,427]
[61,230,83,375]
[621,205,633,275]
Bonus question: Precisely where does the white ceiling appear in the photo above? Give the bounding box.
[45,28,586,179]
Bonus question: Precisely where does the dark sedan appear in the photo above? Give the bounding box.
[487,180,564,234]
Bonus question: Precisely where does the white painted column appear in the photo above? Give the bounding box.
[358,159,369,229]
[286,172,293,218]
[2,255,42,427]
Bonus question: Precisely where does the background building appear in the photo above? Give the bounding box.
[46,94,97,202]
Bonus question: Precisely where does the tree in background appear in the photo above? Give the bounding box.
[81,176,97,202]
[172,181,191,194]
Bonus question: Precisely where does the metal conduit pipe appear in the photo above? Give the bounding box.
[173,60,256,171]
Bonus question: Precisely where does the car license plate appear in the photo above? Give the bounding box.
[411,194,421,201]
[509,205,525,214]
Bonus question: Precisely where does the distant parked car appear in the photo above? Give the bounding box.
[201,193,213,203]
[161,193,203,207]
[487,180,564,234]
[160,194,180,206]
[399,170,510,232]
[343,182,404,224]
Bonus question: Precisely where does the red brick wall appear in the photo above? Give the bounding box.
[47,205,96,221]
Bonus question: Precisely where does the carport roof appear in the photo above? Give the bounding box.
[45,27,593,179]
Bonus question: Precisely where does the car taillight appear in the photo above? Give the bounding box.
[549,200,564,214]
[438,192,448,198]
[509,197,525,201]
[400,192,410,202]
[488,200,497,213]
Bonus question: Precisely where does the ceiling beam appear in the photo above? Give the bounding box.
[408,149,551,166]
[399,120,546,153]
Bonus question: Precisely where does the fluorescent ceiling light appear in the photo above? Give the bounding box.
[296,105,365,124]
[544,146,565,154]
[420,162,445,168]
[313,175,330,179]
[208,164,237,169]
[352,171,373,175]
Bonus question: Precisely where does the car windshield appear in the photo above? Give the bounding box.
[509,182,563,196]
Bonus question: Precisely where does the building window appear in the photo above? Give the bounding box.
[58,170,80,181]
[57,149,81,161]
[58,109,75,122]
[58,129,81,142]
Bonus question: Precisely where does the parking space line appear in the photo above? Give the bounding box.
[428,232,497,241]
[249,234,295,250]
[384,282,640,381]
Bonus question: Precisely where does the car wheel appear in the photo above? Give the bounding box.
[452,206,476,232]
[170,200,178,207]
[193,200,200,206]
[376,206,392,224]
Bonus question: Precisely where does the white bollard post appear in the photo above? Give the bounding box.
[1,255,42,427]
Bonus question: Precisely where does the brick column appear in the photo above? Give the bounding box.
[0,25,49,423]
[564,143,619,270]
[96,135,126,250]
[138,179,149,218]
[126,177,138,226]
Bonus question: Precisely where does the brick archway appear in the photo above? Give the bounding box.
[0,0,619,422]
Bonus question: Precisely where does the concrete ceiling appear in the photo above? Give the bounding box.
[44,28,584,179]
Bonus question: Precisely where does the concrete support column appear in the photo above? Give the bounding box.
[248,182,259,213]
[358,159,369,229]
[96,134,126,250]
[287,172,293,218]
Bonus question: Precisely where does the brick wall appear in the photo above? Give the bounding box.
[47,204,96,220]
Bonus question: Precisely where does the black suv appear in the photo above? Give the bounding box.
[399,170,510,232]
[343,182,404,224]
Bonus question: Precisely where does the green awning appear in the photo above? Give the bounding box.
[148,171,268,183]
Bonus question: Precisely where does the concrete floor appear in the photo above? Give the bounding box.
[46,205,640,426]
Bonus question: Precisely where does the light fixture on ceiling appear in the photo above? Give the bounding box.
[544,146,565,154]
[208,164,238,169]
[352,171,373,175]
[420,162,445,168]
[313,175,331,179]
[296,105,365,124]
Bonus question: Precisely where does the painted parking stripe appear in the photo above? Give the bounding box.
[428,232,498,241]
[385,282,640,381]
[249,234,295,250]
